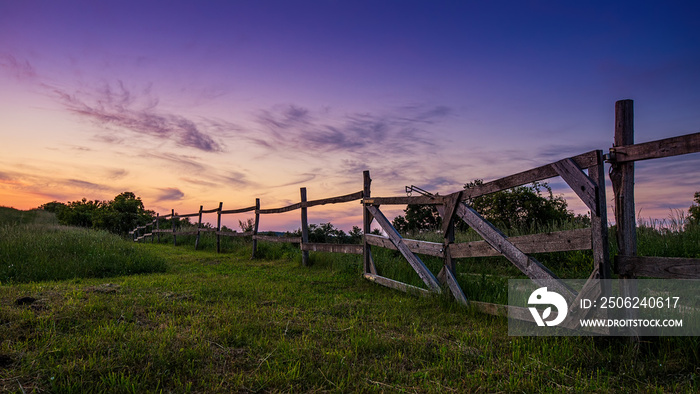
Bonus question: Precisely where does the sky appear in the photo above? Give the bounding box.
[1,0,699,232]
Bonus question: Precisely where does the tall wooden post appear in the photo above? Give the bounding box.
[194,205,203,250]
[612,99,637,259]
[590,151,611,280]
[251,198,260,259]
[362,171,376,274]
[156,213,161,243]
[216,202,223,253]
[300,187,310,266]
[172,208,177,246]
[611,99,638,336]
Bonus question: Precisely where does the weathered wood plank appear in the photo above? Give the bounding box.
[253,235,301,243]
[216,231,252,237]
[611,131,700,163]
[612,100,639,336]
[220,206,256,215]
[362,171,377,275]
[616,256,700,279]
[173,212,200,218]
[588,152,612,279]
[455,202,576,299]
[300,188,310,266]
[552,158,598,215]
[365,234,445,257]
[306,190,364,207]
[301,243,363,254]
[259,202,302,214]
[201,207,220,214]
[459,150,599,201]
[174,231,200,236]
[366,205,442,293]
[216,201,223,253]
[451,228,592,258]
[364,196,443,206]
[363,274,431,296]
[251,199,260,259]
[443,266,468,306]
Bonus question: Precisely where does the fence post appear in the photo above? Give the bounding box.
[194,205,203,250]
[590,151,612,280]
[612,99,637,259]
[156,213,161,243]
[300,187,310,266]
[362,170,376,274]
[251,198,260,259]
[216,202,223,253]
[611,99,638,336]
[172,208,177,246]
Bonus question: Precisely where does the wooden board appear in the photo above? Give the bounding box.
[455,202,576,299]
[201,207,221,214]
[363,274,431,296]
[551,158,598,215]
[216,231,252,237]
[611,131,700,163]
[451,228,592,258]
[174,231,199,236]
[253,235,301,243]
[366,205,442,293]
[259,202,302,214]
[459,150,599,200]
[365,234,444,257]
[220,206,256,215]
[616,256,700,279]
[306,191,363,207]
[173,212,200,218]
[301,243,363,254]
[364,195,443,206]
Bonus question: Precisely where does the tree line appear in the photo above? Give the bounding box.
[38,185,700,238]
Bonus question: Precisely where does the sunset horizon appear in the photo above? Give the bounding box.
[2,1,699,232]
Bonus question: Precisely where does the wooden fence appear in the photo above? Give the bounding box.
[130,188,364,266]
[130,100,700,332]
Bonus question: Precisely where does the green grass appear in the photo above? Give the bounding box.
[0,207,167,284]
[1,207,699,391]
[1,244,698,392]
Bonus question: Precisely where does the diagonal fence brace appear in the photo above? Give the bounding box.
[366,205,442,293]
[454,202,576,300]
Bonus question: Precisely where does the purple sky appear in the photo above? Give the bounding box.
[1,1,699,231]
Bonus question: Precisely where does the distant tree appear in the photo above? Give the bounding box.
[392,204,442,234]
[93,192,155,235]
[392,180,586,234]
[689,191,700,227]
[40,192,154,235]
[464,179,586,231]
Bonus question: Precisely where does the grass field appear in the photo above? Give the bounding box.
[1,207,699,392]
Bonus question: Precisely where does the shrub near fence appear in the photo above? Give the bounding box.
[130,100,700,334]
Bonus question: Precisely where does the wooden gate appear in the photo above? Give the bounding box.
[361,149,612,331]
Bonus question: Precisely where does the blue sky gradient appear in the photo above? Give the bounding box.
[1,1,699,230]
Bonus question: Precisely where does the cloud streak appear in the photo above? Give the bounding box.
[0,54,37,80]
[52,81,225,152]
[156,187,185,202]
[252,103,447,156]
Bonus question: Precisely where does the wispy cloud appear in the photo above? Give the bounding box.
[0,54,37,80]
[252,103,448,157]
[156,187,185,202]
[65,179,108,191]
[51,81,225,152]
